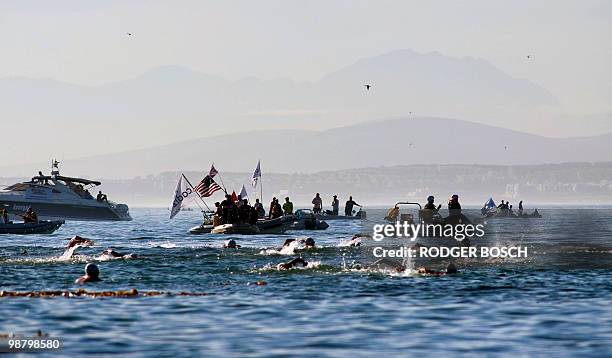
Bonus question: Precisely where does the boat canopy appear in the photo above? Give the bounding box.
[31,175,101,186]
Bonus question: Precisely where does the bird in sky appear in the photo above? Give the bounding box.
[526,55,531,59]
[127,32,133,36]
[364,84,372,90]
[504,145,508,150]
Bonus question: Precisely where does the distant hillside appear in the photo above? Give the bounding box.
[2,117,611,179]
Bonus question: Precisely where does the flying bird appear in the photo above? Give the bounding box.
[127,32,133,36]
[526,55,531,59]
[364,84,372,90]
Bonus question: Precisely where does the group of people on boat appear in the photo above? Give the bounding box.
[22,207,39,224]
[385,194,469,225]
[312,193,362,216]
[482,199,541,218]
[212,194,299,227]
[214,195,259,226]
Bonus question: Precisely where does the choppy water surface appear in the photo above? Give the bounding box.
[1,208,611,356]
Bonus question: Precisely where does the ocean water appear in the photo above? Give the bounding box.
[1,207,611,357]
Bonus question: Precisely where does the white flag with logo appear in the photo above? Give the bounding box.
[170,174,198,219]
[252,160,261,188]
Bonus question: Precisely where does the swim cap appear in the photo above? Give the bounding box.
[305,238,315,246]
[446,262,457,274]
[85,263,99,277]
[225,239,237,248]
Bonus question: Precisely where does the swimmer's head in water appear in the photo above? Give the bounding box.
[225,239,237,248]
[446,262,457,274]
[304,238,315,247]
[85,263,100,278]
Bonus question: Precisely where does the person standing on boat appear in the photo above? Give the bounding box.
[221,194,237,224]
[312,193,323,214]
[344,196,361,216]
[271,198,283,219]
[239,199,252,223]
[283,197,294,216]
[0,208,8,224]
[254,199,265,218]
[518,200,524,216]
[331,195,339,216]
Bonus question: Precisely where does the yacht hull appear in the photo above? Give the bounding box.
[0,200,131,221]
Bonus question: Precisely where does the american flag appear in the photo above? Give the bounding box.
[208,165,218,178]
[194,175,221,197]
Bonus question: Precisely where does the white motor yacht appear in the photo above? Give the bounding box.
[0,160,131,221]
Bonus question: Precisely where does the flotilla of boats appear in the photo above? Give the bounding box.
[0,159,543,237]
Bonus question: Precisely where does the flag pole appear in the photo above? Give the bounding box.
[212,162,229,195]
[259,161,263,202]
[182,173,212,217]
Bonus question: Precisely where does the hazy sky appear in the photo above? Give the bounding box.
[0,0,610,114]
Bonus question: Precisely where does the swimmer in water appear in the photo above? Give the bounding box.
[348,233,373,247]
[223,239,241,249]
[281,238,296,248]
[300,237,316,248]
[367,258,406,272]
[75,263,101,284]
[66,235,95,249]
[416,262,458,275]
[101,248,137,259]
[366,259,457,275]
[276,257,308,270]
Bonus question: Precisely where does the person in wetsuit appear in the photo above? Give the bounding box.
[75,263,101,284]
[276,257,308,270]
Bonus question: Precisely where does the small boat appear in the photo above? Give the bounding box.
[315,209,366,221]
[0,220,64,235]
[211,223,260,235]
[290,210,329,230]
[190,215,292,235]
[256,216,292,234]
[189,223,214,234]
[383,202,471,246]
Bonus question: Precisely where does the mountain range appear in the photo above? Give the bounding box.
[3,49,611,169]
[2,117,611,179]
